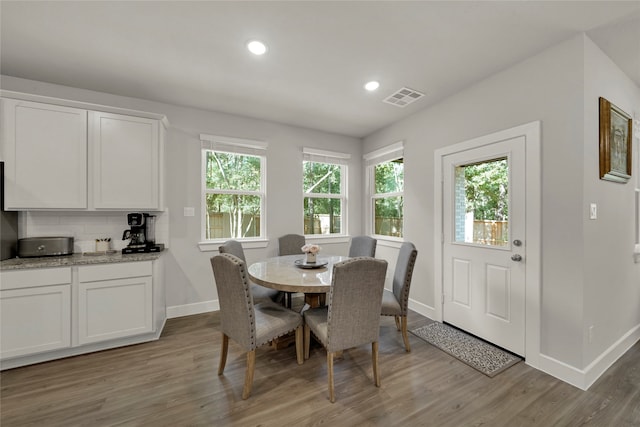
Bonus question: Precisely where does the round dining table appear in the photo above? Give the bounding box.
[248,254,350,308]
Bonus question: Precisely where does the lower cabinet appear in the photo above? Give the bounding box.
[78,262,153,345]
[0,259,164,369]
[0,282,72,359]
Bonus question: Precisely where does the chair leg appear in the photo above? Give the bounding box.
[372,341,380,387]
[327,351,335,403]
[394,315,401,331]
[242,349,256,400]
[304,324,311,360]
[401,316,411,352]
[218,333,229,375]
[295,325,304,365]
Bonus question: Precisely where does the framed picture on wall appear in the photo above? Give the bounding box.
[599,96,632,183]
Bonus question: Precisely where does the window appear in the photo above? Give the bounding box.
[365,142,404,238]
[454,158,509,246]
[302,148,349,236]
[201,134,266,241]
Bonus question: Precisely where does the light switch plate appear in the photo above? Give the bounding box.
[589,203,597,220]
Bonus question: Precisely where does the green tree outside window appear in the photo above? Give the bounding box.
[303,161,343,235]
[204,151,263,239]
[373,158,404,237]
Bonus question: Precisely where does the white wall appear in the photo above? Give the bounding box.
[582,37,640,369]
[362,34,640,386]
[0,75,363,316]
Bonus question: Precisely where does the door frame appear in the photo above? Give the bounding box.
[433,121,541,366]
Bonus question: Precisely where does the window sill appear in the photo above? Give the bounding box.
[372,235,405,249]
[304,235,350,244]
[198,239,269,252]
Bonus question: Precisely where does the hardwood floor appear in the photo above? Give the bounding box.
[2,308,639,426]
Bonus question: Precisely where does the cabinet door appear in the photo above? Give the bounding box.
[1,99,87,209]
[78,276,153,345]
[0,285,71,359]
[90,111,159,209]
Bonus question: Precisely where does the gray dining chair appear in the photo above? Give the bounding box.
[278,234,306,307]
[348,235,377,257]
[219,239,284,304]
[304,257,388,403]
[211,253,304,399]
[380,242,418,352]
[278,234,306,255]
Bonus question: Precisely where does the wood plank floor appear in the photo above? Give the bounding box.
[1,308,639,426]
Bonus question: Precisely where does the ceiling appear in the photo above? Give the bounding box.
[1,1,639,138]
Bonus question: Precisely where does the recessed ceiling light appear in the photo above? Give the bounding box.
[247,40,267,55]
[364,81,380,91]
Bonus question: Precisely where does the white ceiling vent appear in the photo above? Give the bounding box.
[383,87,425,107]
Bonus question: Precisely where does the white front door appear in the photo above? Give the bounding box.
[442,135,526,356]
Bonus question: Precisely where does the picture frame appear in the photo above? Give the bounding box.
[599,97,632,183]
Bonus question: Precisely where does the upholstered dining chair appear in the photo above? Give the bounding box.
[303,257,388,403]
[219,239,283,304]
[211,253,304,400]
[278,234,306,255]
[277,234,306,307]
[380,242,418,352]
[348,235,377,257]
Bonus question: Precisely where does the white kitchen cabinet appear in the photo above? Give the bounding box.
[0,268,72,359]
[0,98,87,209]
[90,112,161,210]
[0,94,165,211]
[77,261,153,345]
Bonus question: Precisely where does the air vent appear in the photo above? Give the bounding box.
[383,87,425,107]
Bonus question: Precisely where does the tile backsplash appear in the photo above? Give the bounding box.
[19,210,169,253]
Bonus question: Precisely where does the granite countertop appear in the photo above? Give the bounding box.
[0,251,165,271]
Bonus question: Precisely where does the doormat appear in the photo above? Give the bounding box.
[410,322,522,377]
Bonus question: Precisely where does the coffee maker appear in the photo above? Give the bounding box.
[122,213,164,254]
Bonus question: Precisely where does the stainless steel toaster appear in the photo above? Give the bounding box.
[18,237,74,257]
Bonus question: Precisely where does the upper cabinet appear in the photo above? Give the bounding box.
[0,96,166,211]
[1,99,88,209]
[90,112,160,209]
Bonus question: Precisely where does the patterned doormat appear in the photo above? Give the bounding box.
[410,322,522,377]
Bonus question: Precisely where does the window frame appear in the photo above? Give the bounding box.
[364,141,405,242]
[302,147,350,238]
[199,134,268,251]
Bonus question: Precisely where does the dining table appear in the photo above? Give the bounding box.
[248,254,350,309]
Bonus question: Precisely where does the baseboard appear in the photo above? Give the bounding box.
[583,323,640,389]
[166,300,219,319]
[408,298,436,320]
[533,323,640,390]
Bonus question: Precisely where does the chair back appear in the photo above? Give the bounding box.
[392,242,418,316]
[218,239,246,263]
[278,234,306,255]
[348,236,377,257]
[327,257,387,352]
[210,253,255,350]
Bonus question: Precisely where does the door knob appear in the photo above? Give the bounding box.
[511,254,522,262]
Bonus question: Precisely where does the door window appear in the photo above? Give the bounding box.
[454,157,508,247]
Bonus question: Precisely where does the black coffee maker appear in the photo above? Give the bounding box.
[122,213,164,254]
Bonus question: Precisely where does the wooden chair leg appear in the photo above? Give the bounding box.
[394,315,401,331]
[242,349,256,400]
[304,324,311,360]
[372,341,380,387]
[401,316,411,352]
[328,351,335,403]
[295,325,304,364]
[218,333,229,375]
